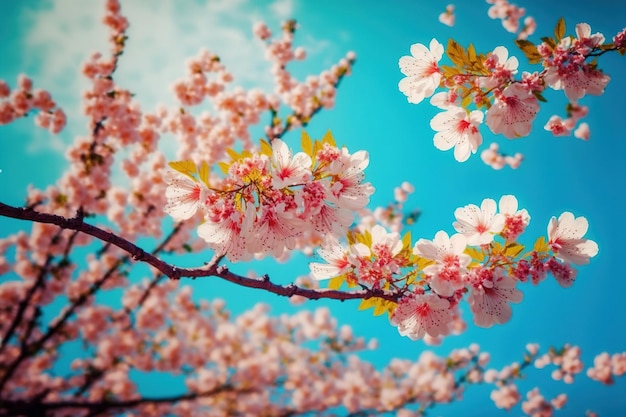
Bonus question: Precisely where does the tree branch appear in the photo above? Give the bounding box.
[0,384,256,416]
[0,202,400,303]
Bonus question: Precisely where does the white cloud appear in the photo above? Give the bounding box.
[8,0,348,156]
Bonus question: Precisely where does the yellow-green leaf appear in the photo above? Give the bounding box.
[358,297,377,311]
[226,147,241,162]
[554,17,566,41]
[464,246,486,262]
[217,161,231,175]
[168,161,198,180]
[504,243,525,258]
[322,130,336,147]
[328,275,345,290]
[534,236,549,253]
[260,138,273,157]
[198,161,210,187]
[301,130,313,158]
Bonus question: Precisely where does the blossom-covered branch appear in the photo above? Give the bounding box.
[398,18,626,166]
[0,201,397,303]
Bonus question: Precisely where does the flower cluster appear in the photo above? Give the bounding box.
[399,19,624,166]
[164,131,374,261]
[310,195,598,340]
[0,75,66,134]
[486,0,536,39]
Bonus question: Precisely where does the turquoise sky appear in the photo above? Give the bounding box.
[1,0,625,415]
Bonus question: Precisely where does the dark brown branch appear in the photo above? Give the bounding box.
[0,201,400,303]
[1,384,256,416]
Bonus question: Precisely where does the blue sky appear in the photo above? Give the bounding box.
[1,0,625,415]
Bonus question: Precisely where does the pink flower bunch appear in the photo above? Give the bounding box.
[398,19,624,163]
[587,352,626,384]
[521,388,567,417]
[164,132,374,261]
[541,23,611,103]
[486,0,535,38]
[480,143,524,170]
[544,104,591,140]
[311,195,598,340]
[0,75,66,134]
[534,345,584,384]
[256,19,356,139]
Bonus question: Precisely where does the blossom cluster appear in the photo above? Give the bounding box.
[398,19,623,166]
[163,131,374,261]
[310,195,598,341]
[486,0,536,39]
[0,75,66,134]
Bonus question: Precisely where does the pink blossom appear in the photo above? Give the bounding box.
[430,106,484,162]
[270,138,312,189]
[398,39,444,104]
[468,267,523,327]
[453,198,505,245]
[310,244,354,280]
[390,292,454,340]
[438,5,455,27]
[414,231,470,296]
[498,194,530,242]
[574,122,590,140]
[486,83,539,138]
[547,212,598,265]
[490,384,521,410]
[544,115,572,136]
[163,171,209,221]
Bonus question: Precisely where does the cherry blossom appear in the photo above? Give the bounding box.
[498,194,530,243]
[467,267,523,327]
[414,231,470,296]
[398,39,444,104]
[163,171,209,221]
[547,212,598,265]
[430,106,484,162]
[486,83,539,138]
[390,292,454,340]
[439,4,455,27]
[270,138,312,189]
[310,244,354,280]
[453,198,505,245]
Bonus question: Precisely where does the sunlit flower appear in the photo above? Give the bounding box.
[390,292,453,340]
[398,39,444,104]
[430,106,484,162]
[547,212,598,265]
[453,198,505,245]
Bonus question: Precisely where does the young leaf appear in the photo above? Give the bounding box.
[504,243,525,258]
[322,130,336,147]
[534,236,550,253]
[260,138,273,157]
[328,275,345,290]
[301,130,314,158]
[554,17,566,41]
[515,40,543,64]
[168,160,198,180]
[447,39,468,68]
[198,161,210,187]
